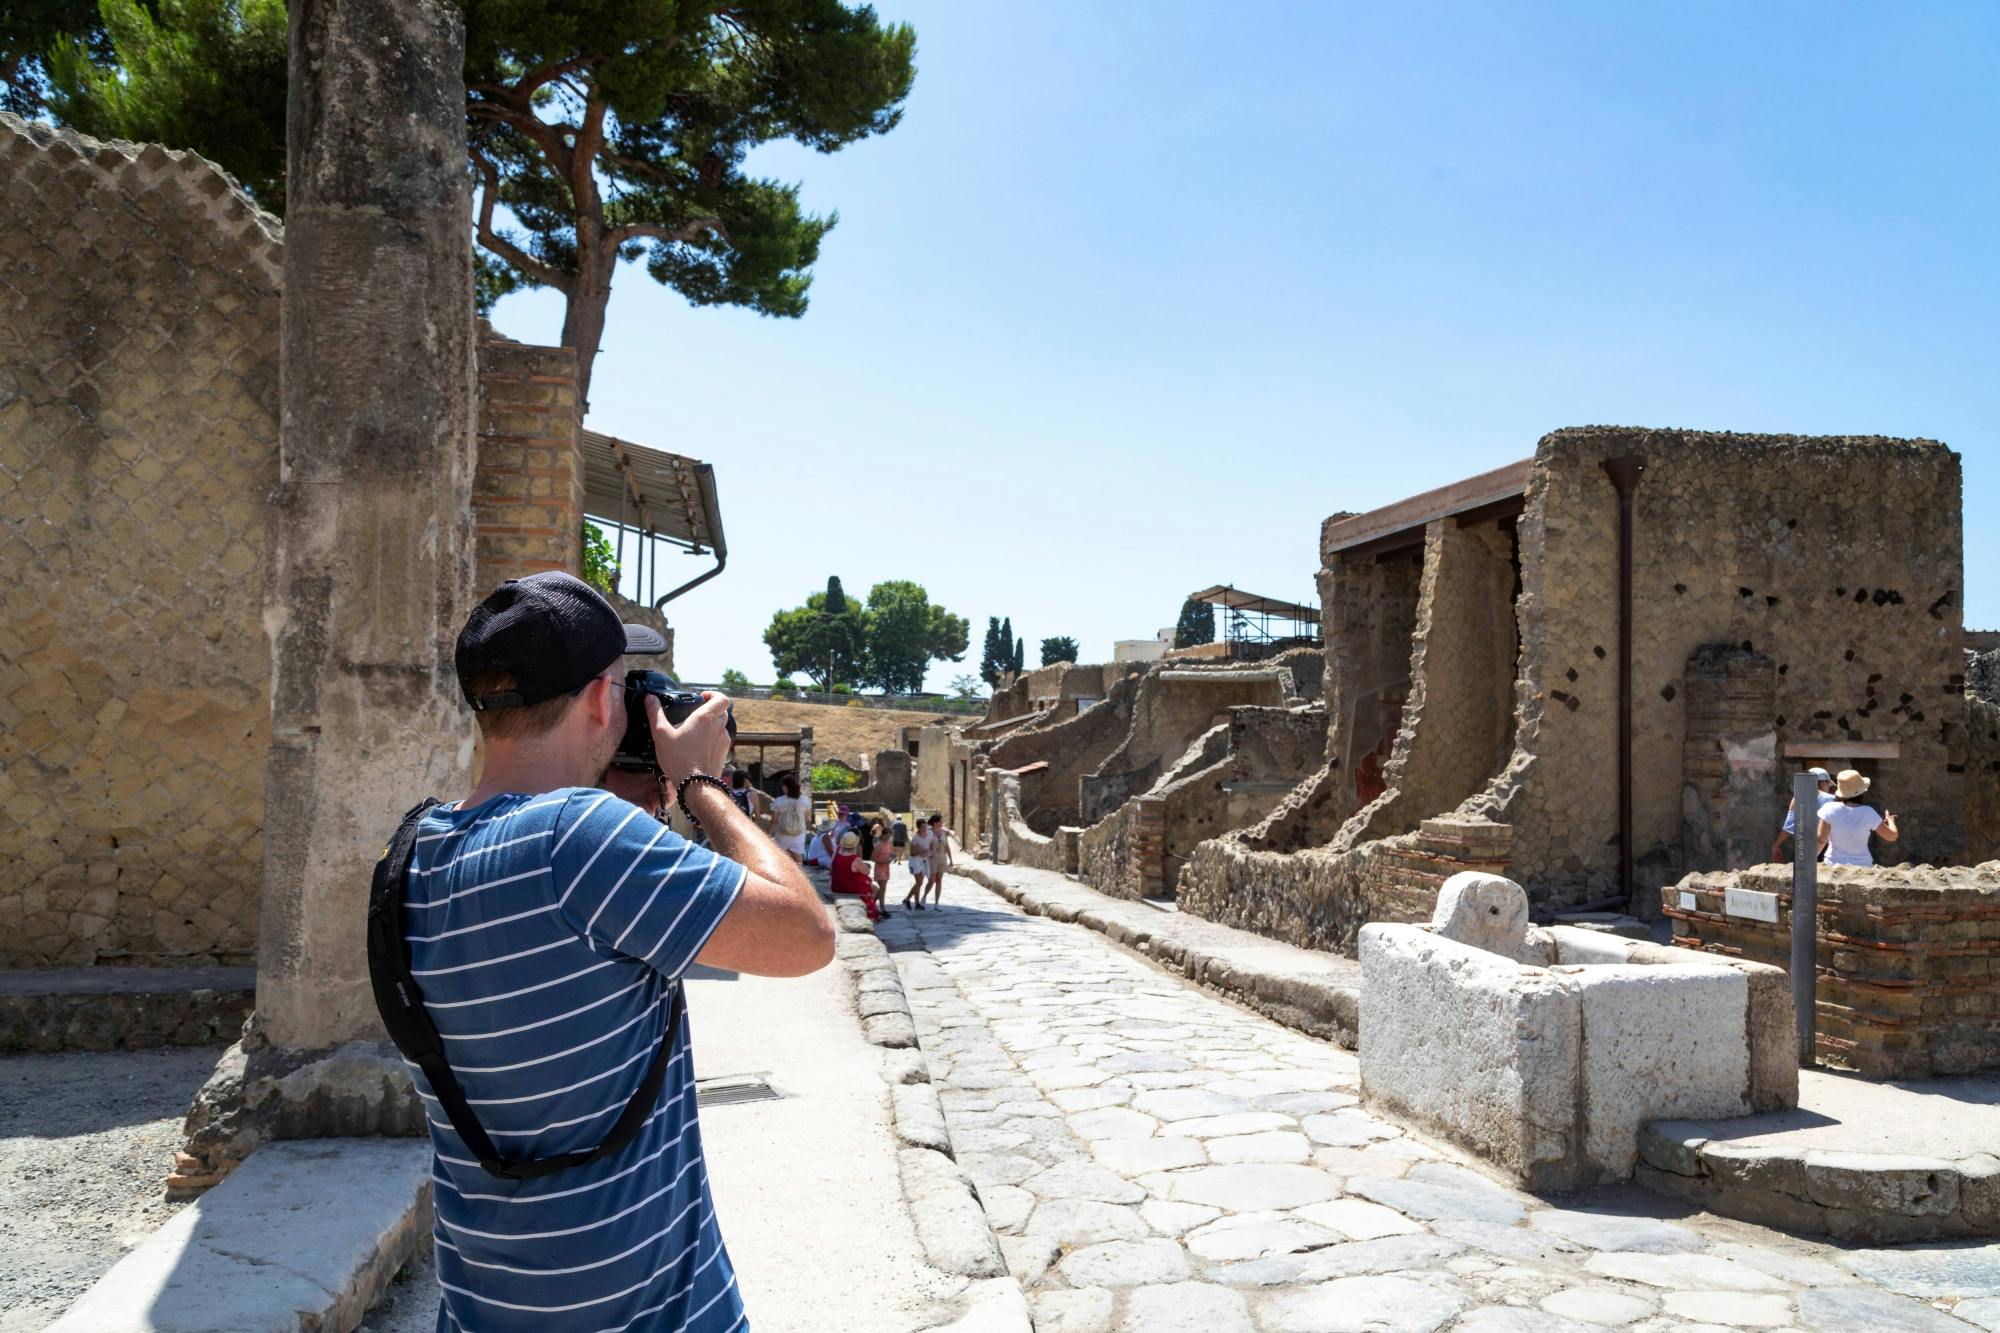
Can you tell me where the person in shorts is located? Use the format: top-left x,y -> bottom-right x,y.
869,817 -> 895,898
923,813 -> 951,906
904,818 -> 933,911
891,815 -> 910,864
770,775 -> 812,864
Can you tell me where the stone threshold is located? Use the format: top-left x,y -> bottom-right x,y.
1639,1069 -> 2000,1243
830,890 -> 1033,1332
50,1138 -> 430,1332
950,862 -> 1361,1047
0,966 -> 255,1052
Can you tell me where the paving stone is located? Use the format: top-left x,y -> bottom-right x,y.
1174,1112 -> 1297,1138
1349,1176 -> 1529,1224
1056,1238 -> 1192,1288
1956,1296 -> 2000,1332
1540,1285 -> 1658,1325
1000,1232 -> 1063,1285
1121,1280 -> 1253,1333
980,1184 -> 1035,1232
952,1125 -> 1033,1154
1165,1163 -> 1342,1211
1038,1065 -> 1113,1090
1132,1089 -> 1251,1121
1212,1256 -> 1306,1287
1706,1241 -> 1858,1289
1140,1198 -> 1220,1236
1293,1233 -> 1467,1281
1067,1106 -> 1159,1140
1051,1086 -> 1132,1113
1302,1112 -> 1402,1146
1530,1208 -> 1706,1253
1024,1159 -> 1148,1204
1091,1136 -> 1206,1175
1205,1131 -> 1311,1164
1184,1214 -> 1341,1261
1031,1286 -> 1115,1333
1455,1307 -> 1609,1333
1293,1198 -> 1426,1240
1023,1198 -> 1149,1247
1795,1287 -> 1976,1332
1255,1090 -> 1360,1116
1262,1274 -> 1471,1333
1311,1146 -> 1413,1179
1432,1218 -> 1578,1262
1099,1052 -> 1193,1073
1660,1290 -> 1796,1327
1584,1252 -> 1790,1292
1840,1242 -> 2000,1298
960,1152 -> 1043,1188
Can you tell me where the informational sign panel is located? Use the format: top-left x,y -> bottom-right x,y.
1725,886 -> 1781,923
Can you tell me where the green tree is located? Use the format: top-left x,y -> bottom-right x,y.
950,672 -> 983,700
763,581 -> 864,689
14,0 -> 917,398
2,0 -> 121,119
861,580 -> 968,695
719,667 -> 751,693
580,520 -> 620,596
1174,598 -> 1215,648
1012,636 -> 1025,675
978,616 -> 1005,688
1039,635 -> 1079,666
997,617 -> 1015,680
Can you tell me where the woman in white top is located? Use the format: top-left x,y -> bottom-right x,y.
1816,769 -> 1899,867
904,822 -> 933,912
769,775 -> 813,864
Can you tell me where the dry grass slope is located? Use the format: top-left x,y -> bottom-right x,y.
731,698 -> 951,769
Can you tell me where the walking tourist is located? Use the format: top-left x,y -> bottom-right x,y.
1817,769 -> 1900,867
870,817 -> 895,899
1772,765 -> 1837,862
771,774 -> 813,864
905,818 -> 934,911
397,571 -> 833,1331
891,814 -> 910,864
924,813 -> 952,906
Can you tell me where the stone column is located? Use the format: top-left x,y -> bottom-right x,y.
178,0 -> 476,1189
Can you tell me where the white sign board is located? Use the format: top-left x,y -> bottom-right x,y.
1724,887 -> 1780,923
1678,890 -> 1698,912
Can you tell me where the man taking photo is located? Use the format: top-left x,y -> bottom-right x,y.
398,572 -> 832,1330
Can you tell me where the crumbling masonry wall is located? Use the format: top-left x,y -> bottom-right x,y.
0,116 -> 642,967
0,117 -> 283,966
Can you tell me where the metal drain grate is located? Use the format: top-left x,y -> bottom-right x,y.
696,1076 -> 781,1107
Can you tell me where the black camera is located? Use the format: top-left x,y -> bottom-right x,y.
611,670 -> 736,772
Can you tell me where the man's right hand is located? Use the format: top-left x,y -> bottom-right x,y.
648,691 -> 733,788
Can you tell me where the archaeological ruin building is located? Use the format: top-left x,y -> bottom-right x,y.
922,425 -> 2000,1075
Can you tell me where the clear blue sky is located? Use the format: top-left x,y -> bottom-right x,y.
489,1 -> 1999,691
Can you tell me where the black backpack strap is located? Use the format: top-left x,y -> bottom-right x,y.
366,798 -> 682,1181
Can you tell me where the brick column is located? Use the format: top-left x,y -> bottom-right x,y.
473,337 -> 585,593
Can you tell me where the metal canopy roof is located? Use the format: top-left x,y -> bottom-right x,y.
580,429 -> 726,558
1186,585 -> 1320,622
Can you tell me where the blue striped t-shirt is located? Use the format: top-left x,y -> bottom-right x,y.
404,788 -> 748,1332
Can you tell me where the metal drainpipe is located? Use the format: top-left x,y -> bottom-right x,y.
1601,455 -> 1646,910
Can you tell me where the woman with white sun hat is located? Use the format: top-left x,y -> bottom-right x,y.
1816,769 -> 1900,867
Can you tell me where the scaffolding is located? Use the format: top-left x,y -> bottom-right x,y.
1185,585 -> 1323,659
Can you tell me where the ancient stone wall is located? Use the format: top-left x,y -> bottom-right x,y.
1079,669 -> 1287,823
1968,699 -> 2000,865
1666,862 -> 2000,1078
1321,543 -> 1423,815
0,117 -> 282,966
988,671 -> 1146,830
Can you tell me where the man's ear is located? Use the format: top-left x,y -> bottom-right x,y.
591,674 -> 623,729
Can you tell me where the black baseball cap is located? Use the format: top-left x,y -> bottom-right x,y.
455,572 -> 667,712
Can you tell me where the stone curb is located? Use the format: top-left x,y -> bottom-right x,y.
951,863 -> 1361,1046
0,967 -> 255,1053
1639,1120 -> 2000,1242
51,1138 -> 430,1332
829,907 -> 1028,1328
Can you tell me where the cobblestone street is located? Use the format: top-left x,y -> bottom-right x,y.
878,875 -> 2000,1333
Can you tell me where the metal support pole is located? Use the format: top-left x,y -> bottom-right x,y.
615,490 -> 626,597
1791,770 -> 1819,1066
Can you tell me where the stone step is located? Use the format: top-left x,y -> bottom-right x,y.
50,1138 -> 431,1333
1637,1069 -> 2000,1243
0,966 -> 254,1052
